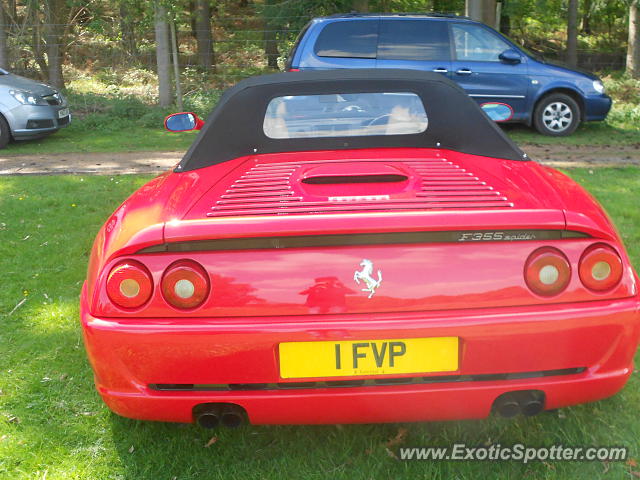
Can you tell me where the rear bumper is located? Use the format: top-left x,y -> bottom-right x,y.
95,368 -> 631,425
80,286 -> 640,424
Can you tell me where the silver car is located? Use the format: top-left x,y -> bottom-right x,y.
0,69 -> 70,148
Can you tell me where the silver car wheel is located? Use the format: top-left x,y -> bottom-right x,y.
542,101 -> 573,132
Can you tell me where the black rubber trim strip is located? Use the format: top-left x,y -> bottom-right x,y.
149,367 -> 586,392
302,174 -> 409,184
138,229 -> 589,254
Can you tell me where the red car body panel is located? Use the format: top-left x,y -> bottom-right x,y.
81,147 -> 640,425
81,71 -> 640,425
81,288 -> 639,424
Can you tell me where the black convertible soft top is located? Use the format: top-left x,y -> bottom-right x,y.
176,69 -> 527,172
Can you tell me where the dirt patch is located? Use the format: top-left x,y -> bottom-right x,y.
523,143 -> 640,168
0,143 -> 638,176
0,151 -> 182,175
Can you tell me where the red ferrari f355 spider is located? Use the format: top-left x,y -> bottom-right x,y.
81,70 -> 640,428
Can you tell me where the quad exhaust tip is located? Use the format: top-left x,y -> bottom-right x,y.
194,393 -> 544,427
197,411 -> 220,429
493,390 -> 545,418
194,403 -> 247,429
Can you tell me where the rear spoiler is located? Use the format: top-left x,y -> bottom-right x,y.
160,209 -> 568,246
108,209 -> 616,258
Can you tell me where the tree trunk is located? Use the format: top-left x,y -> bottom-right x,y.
170,20 -> 183,111
566,0 -> 578,67
194,0 -> 214,70
0,2 -> 9,69
188,1 -> 197,39
7,0 -> 15,20
263,0 -> 278,69
466,0 -> 480,21
44,0 -> 64,88
119,2 -> 138,56
465,0 -> 496,26
264,26 -> 278,69
581,0 -> 592,34
482,0 -> 496,28
500,12 -> 511,36
352,0 -> 369,12
154,2 -> 172,107
628,0 -> 639,79
32,11 -> 48,79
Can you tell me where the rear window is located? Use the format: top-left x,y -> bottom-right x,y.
263,92 -> 428,139
314,20 -> 378,59
286,21 -> 312,70
378,20 -> 450,61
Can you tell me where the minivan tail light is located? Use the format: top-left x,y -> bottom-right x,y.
579,244 -> 623,292
524,247 -> 571,296
106,260 -> 153,309
161,260 -> 210,309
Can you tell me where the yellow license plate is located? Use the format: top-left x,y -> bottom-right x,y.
279,337 -> 459,379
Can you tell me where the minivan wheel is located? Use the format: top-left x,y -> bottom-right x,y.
0,114 -> 10,149
533,93 -> 580,136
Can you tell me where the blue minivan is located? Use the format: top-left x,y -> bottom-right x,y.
287,14 -> 612,136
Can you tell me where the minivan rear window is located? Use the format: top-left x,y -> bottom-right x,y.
378,20 -> 450,61
286,21 -> 312,70
263,92 -> 428,139
314,20 -> 378,59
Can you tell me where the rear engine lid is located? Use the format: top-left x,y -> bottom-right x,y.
182,149 -> 562,223
196,153 -> 516,218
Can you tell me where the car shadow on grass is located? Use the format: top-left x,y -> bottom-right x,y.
103,386 -> 637,480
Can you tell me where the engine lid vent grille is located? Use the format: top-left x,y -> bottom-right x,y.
208,158 -> 513,217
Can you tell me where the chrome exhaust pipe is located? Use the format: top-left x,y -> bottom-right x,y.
521,398 -> 544,417
220,405 -> 245,428
494,393 -> 521,418
197,411 -> 220,429
493,391 -> 545,418
194,403 -> 248,428
195,405 -> 221,429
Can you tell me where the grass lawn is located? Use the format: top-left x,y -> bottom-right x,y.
1,124 -> 197,156
506,120 -> 640,146
0,168 -> 639,479
1,119 -> 637,157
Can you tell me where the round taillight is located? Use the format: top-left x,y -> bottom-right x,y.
524,247 -> 571,296
106,260 -> 153,309
161,260 -> 210,309
579,244 -> 623,292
